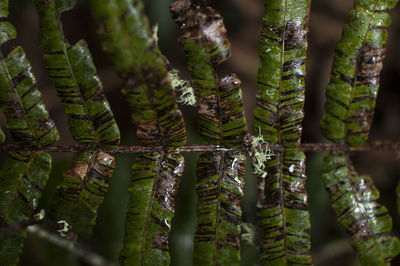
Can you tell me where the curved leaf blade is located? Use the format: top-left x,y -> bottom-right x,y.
171,2 -> 248,264
0,24 -> 59,146
250,0 -> 312,264
194,151 -> 245,265
50,152 -> 114,240
89,0 -> 186,146
321,0 -> 398,145
0,151 -> 52,265
323,151 -> 400,264
34,0 -> 120,147
120,152 -> 184,265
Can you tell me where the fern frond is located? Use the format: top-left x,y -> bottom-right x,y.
323,152 -> 400,264
34,0 -> 120,147
89,0 -> 186,146
0,9 -> 58,263
89,0 -> 187,264
33,0 -> 120,240
0,23 -> 59,146
194,151 -> 245,265
320,2 -> 400,264
252,0 -> 312,264
321,0 -> 398,146
171,2 -> 248,264
0,0 -> 7,18
120,152 -> 184,265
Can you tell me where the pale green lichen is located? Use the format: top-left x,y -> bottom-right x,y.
248,128 -> 273,178
152,24 -> 158,45
57,220 -> 69,237
241,222 -> 257,247
34,209 -> 45,221
168,68 -> 196,106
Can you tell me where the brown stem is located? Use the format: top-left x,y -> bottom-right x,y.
0,141 -> 399,153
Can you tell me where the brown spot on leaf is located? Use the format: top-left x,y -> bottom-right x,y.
152,233 -> 169,252
284,21 -> 307,50
171,0 -> 231,63
65,162 -> 89,180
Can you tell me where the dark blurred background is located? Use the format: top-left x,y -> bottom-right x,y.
1,0 -> 400,265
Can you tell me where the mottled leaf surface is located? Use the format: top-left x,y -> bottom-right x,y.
88,1 -> 187,264
0,10 -> 58,264
323,152 -> 400,265
0,22 -> 59,147
34,0 -> 120,147
319,1 -> 400,264
120,152 -> 184,265
251,0 -> 312,264
0,151 -> 52,265
89,0 -> 186,146
321,0 -> 399,146
50,152 -> 114,240
171,1 -> 248,264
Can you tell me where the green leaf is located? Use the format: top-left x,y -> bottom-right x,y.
67,40 -> 120,147
248,0 -> 312,264
0,21 -> 15,45
194,151 -> 245,265
89,0 -> 186,146
170,2 -> 233,145
323,152 -> 400,265
0,127 -> 4,143
89,1 -> 188,264
34,0 -> 120,147
0,151 -> 52,265
258,148 -> 312,265
321,0 -> 398,146
0,23 -> 59,146
120,152 -> 184,265
254,0 -> 309,147
171,2 -> 248,264
50,152 -> 115,240
0,0 -> 8,18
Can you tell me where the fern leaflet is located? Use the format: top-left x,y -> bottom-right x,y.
320,1 -> 400,264
0,7 -> 59,263
252,0 -> 312,264
34,0 -> 120,240
323,152 -> 400,265
89,0 -> 187,264
171,1 -> 248,264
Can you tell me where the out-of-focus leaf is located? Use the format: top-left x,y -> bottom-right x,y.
88,0 -> 187,264
0,12 -> 58,264
34,0 -> 120,147
89,0 -> 186,146
0,0 -> 8,18
0,151 -> 52,265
